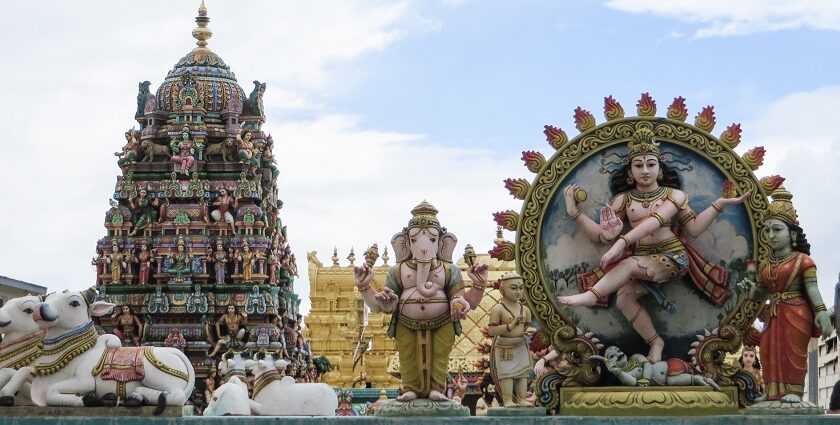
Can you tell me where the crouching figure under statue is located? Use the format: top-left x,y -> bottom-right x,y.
353,201 -> 488,416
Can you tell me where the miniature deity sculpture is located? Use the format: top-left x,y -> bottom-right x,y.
557,128 -> 750,362
239,241 -> 257,282
170,126 -> 196,174
474,373 -> 500,416
115,128 -> 140,168
128,188 -> 160,236
236,130 -> 260,175
739,346 -> 764,396
106,243 -> 125,284
353,201 -> 489,402
209,305 -> 248,357
166,236 -> 193,281
134,242 -> 155,285
211,188 -> 238,233
740,187 -> 832,403
591,345 -> 719,389
111,304 -> 144,346
487,272 -> 536,407
208,240 -> 229,284
164,328 -> 187,349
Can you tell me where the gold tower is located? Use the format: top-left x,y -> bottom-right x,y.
304,246 -> 515,388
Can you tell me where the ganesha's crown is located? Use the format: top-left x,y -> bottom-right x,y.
407,200 -> 442,230
627,128 -> 660,159
767,186 -> 798,225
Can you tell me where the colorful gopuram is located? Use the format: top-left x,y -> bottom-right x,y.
91,2 -> 305,411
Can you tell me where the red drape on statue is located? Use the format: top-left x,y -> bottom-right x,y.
758,252 -> 819,400
576,235 -> 730,307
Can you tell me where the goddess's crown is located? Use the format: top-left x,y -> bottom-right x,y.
627,128 -> 660,159
766,186 -> 798,226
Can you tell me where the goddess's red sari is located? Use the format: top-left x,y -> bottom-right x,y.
758,252 -> 819,400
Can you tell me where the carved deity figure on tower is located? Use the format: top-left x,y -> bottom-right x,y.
128,188 -> 159,236
557,128 -> 750,362
211,188 -> 238,234
166,236 -> 193,281
106,243 -> 125,284
111,304 -> 144,346
487,272 -> 536,407
208,305 -> 248,357
353,201 -> 489,402
115,128 -> 140,169
170,125 -> 196,174
208,240 -> 229,284
238,241 -> 257,282
134,242 -> 156,285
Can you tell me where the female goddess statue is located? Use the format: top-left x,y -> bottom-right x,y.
557,128 -> 750,362
741,187 -> 831,402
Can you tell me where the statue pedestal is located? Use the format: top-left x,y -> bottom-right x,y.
558,386 -> 739,416
0,406 -> 193,417
747,400 -> 825,415
486,406 -> 546,416
374,399 -> 469,417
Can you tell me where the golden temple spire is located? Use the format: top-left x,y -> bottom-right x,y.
192,0 -> 213,52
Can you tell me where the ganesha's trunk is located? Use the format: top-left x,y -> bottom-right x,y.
416,262 -> 431,288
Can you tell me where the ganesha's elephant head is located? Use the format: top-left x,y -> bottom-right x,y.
391,201 -> 457,285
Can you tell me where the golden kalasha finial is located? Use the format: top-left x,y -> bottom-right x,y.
192,0 -> 213,51
364,244 -> 379,267
331,247 -> 339,267
382,247 -> 390,265
463,244 -> 477,267
347,247 -> 356,266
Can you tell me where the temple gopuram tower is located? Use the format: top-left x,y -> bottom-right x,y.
92,2 -> 303,408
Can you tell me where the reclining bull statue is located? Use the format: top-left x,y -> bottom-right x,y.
0,295 -> 45,406
244,350 -> 337,416
1,289 -> 195,409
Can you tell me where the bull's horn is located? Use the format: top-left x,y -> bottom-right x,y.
81,287 -> 98,305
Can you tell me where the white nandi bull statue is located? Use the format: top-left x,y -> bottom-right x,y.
244,351 -> 337,416
0,295 -> 45,406
5,289 -> 195,409
203,351 -> 250,416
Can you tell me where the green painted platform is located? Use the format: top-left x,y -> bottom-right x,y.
0,416 -> 836,424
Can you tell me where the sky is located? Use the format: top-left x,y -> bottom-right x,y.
0,0 -> 839,317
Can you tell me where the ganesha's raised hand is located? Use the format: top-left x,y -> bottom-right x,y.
353,263 -> 374,289
599,205 -> 622,241
467,263 -> 489,287
374,287 -> 399,313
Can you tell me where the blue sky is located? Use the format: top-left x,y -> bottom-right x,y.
0,0 -> 838,315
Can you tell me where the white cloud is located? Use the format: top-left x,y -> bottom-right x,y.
604,0 -> 840,38
742,85 -> 840,301
272,114 -> 523,314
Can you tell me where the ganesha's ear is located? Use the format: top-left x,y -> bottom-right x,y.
438,232 -> 458,262
391,232 -> 411,263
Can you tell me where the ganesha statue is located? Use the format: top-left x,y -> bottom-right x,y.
354,201 -> 488,411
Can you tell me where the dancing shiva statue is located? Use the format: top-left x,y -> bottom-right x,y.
557,128 -> 750,363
